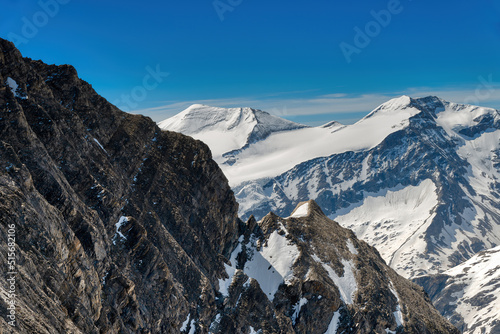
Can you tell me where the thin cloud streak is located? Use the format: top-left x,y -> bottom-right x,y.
134,86 -> 500,124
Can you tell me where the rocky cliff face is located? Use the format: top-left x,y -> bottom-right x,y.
0,38 -> 241,333
0,38 -> 457,333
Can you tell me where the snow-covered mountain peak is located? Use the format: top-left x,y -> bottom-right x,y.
288,200 -> 326,219
380,95 -> 412,108
158,104 -> 307,159
434,101 -> 500,138
158,104 -> 255,133
362,95 -> 412,120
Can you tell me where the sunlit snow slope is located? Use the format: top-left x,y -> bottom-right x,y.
414,246 -> 500,334
158,104 -> 306,162
159,97 -> 420,186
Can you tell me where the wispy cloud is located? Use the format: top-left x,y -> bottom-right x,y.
134,83 -> 500,125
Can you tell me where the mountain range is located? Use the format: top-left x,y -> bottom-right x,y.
0,38 -> 460,333
159,96 -> 500,333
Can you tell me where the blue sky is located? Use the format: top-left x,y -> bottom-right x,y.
2,0 -> 500,125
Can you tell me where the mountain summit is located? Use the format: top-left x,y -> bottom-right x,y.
158,104 -> 306,162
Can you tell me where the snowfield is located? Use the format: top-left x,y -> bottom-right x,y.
158,104 -> 305,160
332,179 -> 439,278
160,96 -> 421,186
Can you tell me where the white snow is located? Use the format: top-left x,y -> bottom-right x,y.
289,202 -> 310,218
249,326 -> 260,334
346,239 -> 358,255
158,104 -> 304,159
435,102 -> 497,138
443,246 -> 500,334
388,282 -> 404,327
243,228 -> 300,301
222,96 -> 419,186
218,236 -> 243,296
219,226 -> 300,302
292,297 -> 308,325
159,97 -> 420,187
6,77 -> 18,95
180,313 -> 190,331
312,255 -> 358,304
188,319 -> 196,334
324,310 -> 341,334
6,77 -> 27,99
332,179 -> 439,278
113,216 -> 128,244
209,314 -> 222,332
93,138 -> 107,153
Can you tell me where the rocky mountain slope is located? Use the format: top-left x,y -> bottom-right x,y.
0,37 -> 241,333
213,200 -> 459,333
0,38 -> 459,333
414,246 -> 500,334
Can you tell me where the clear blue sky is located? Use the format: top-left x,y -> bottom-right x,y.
2,0 -> 500,125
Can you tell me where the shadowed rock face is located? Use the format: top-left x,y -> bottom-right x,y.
0,38 -> 458,333
0,38 -> 241,333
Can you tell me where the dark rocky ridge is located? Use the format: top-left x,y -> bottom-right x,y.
0,38 -> 458,333
0,37 -> 240,333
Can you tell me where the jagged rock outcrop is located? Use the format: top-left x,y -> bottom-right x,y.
212,200 -> 459,333
0,38 -> 458,333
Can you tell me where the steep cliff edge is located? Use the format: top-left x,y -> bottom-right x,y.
0,38 -> 241,333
